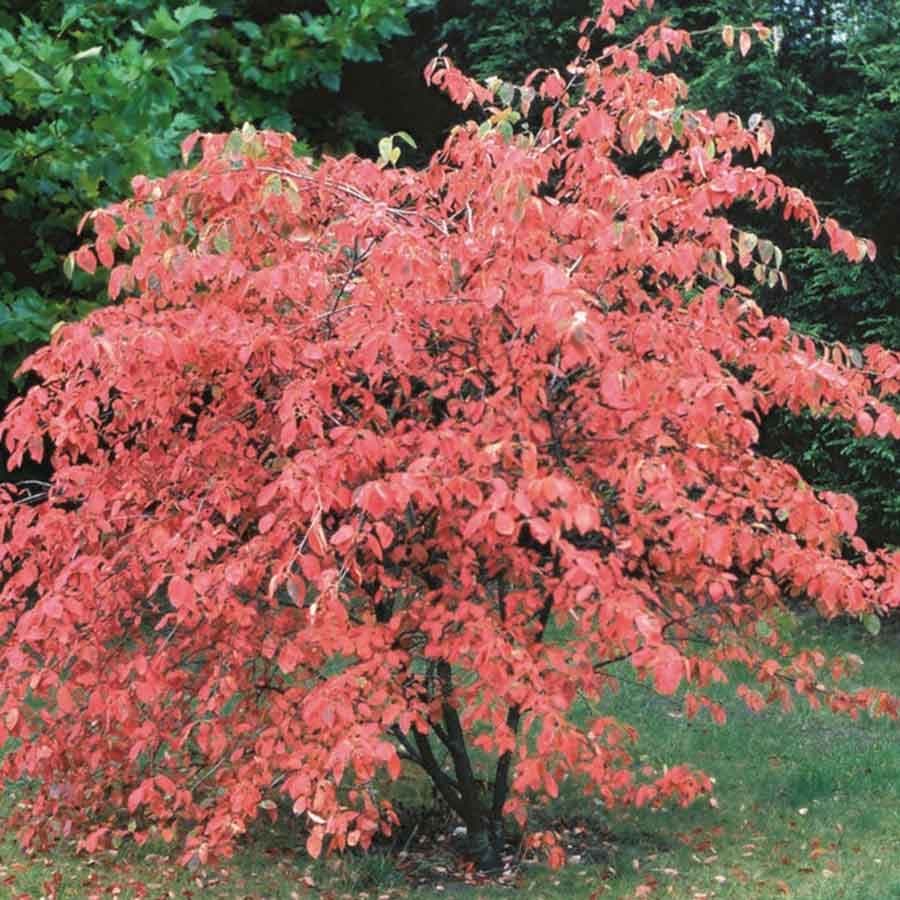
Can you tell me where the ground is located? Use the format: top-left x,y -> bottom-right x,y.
1,613 -> 897,899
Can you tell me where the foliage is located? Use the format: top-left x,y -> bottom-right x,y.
1,0 -> 900,874
759,1 -> 900,548
419,0 -> 900,546
431,0 -> 588,81
758,410 -> 900,548
677,0 -> 900,351
0,0 -> 430,398
641,1 -> 900,546
803,1 -> 900,348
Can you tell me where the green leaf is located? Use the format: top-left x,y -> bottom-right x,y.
174,4 -> 217,29
498,82 -> 516,106
233,21 -> 262,40
143,7 -> 181,39
59,3 -> 88,34
225,131 -> 244,158
263,174 -> 283,196
0,0 -> 420,399
738,231 -> 758,254
318,68 -> 340,92
862,613 -> 881,636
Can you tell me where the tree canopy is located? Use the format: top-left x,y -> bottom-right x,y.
412,0 -> 900,547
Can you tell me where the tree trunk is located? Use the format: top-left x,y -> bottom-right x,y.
464,817 -> 504,871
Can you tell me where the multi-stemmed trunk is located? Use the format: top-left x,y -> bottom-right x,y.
390,586 -> 553,871
409,696 -> 514,872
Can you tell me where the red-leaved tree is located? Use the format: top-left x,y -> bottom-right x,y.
1,0 -> 898,872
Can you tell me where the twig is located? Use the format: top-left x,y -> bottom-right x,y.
258,166 -> 450,236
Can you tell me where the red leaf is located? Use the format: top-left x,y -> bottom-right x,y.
258,513 -> 276,535
528,518 -> 552,544
108,264 -> 131,300
358,482 -> 391,518
653,647 -> 684,696
543,770 -> 559,799
127,784 -> 145,813
168,577 -> 194,608
874,410 -> 893,438
375,522 -> 394,548
96,239 -> 114,269
156,775 -> 176,796
56,684 -> 76,715
257,481 -> 279,507
856,409 -> 874,436
331,524 -> 356,547
703,525 -> 731,566
181,130 -> 202,164
278,642 -> 302,675
495,511 -> 516,536
573,504 -> 596,534
601,370 -> 630,409
306,828 -> 324,859
75,245 -> 97,275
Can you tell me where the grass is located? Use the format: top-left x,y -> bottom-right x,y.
0,614 -> 898,898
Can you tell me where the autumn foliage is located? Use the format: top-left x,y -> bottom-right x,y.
1,0 -> 899,872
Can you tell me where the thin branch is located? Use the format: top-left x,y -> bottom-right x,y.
258,166 -> 450,236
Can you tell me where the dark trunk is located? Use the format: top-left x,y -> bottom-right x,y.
428,660 -> 508,869
391,580 -> 558,871
463,819 -> 505,871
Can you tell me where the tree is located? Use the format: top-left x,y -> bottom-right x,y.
1,0 -> 899,873
595,2 -> 900,548
414,0 -> 900,547
756,0 -> 900,547
430,0 -> 587,81
0,0 -> 431,400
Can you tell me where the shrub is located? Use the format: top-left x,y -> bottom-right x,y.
0,0 -> 898,872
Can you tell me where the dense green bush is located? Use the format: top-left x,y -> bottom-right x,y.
0,0 -> 431,398
430,0 -> 586,80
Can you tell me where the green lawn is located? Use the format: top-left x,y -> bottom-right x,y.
1,614 -> 898,898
